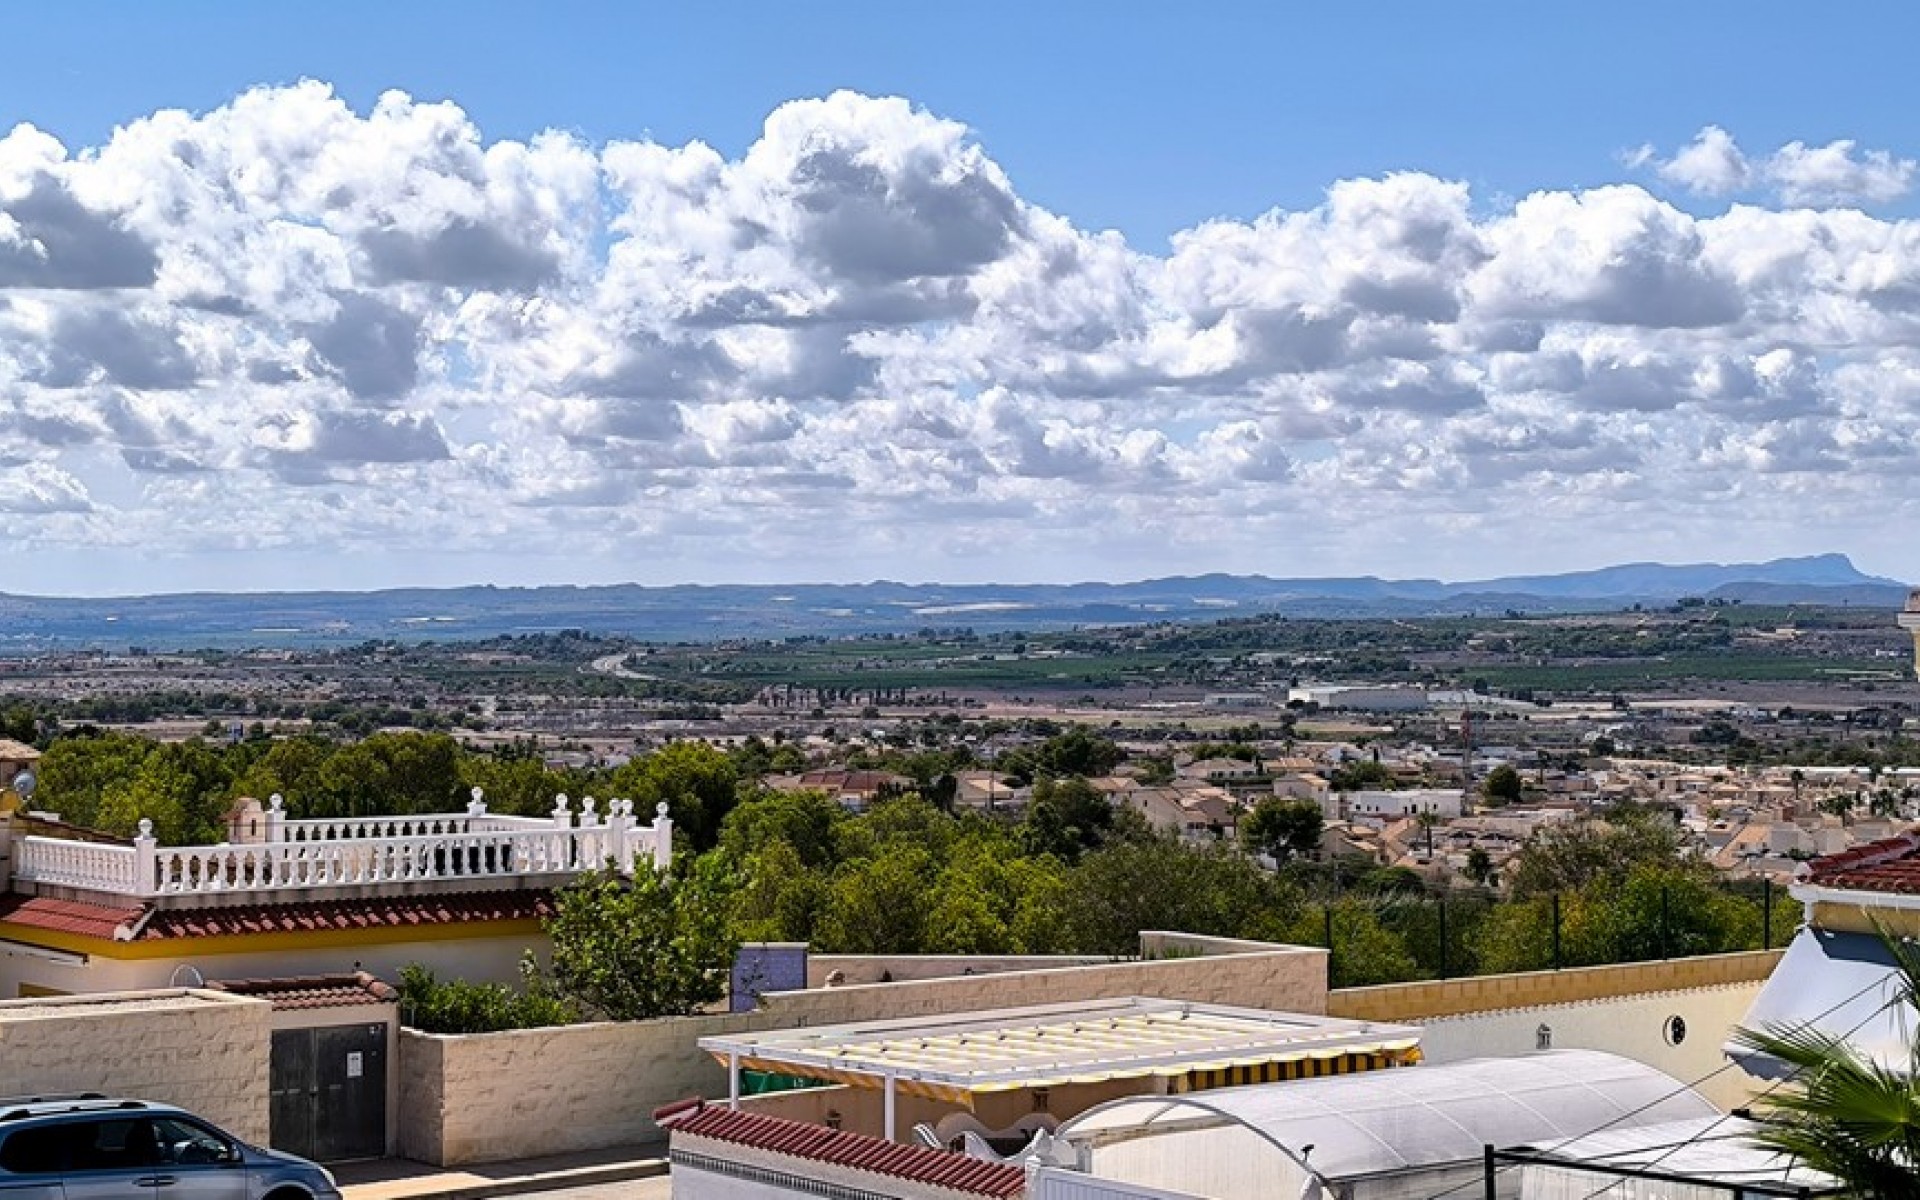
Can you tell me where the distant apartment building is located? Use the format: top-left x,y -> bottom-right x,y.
1337,787 -> 1464,825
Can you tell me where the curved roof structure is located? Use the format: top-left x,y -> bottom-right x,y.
1057,1050 -> 1716,1183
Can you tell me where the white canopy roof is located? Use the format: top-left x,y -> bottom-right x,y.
1058,1050 -> 1716,1182
700,997 -> 1420,1103
1518,1116 -> 1838,1194
1727,926 -> 1917,1078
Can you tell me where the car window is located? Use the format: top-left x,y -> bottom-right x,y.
68,1118 -> 160,1172
0,1125 -> 67,1175
150,1116 -> 234,1165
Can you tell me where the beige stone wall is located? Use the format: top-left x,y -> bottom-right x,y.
807,932 -> 1300,988
396,1010 -> 771,1165
807,953 -> 1109,987
1326,949 -> 1781,1023
399,943 -> 1330,1165
0,989 -> 272,1144
765,944 -> 1330,1026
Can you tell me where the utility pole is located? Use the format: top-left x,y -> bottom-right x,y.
1461,705 -> 1476,807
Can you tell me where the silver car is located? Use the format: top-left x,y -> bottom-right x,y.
0,1095 -> 341,1200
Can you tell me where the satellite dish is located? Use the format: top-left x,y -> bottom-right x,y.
169,964 -> 205,989
12,770 -> 35,800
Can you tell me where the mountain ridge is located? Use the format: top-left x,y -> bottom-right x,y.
0,554 -> 1906,650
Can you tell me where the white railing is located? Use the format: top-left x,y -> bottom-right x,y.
12,837 -> 140,894
12,790 -> 673,900
280,815 -> 482,842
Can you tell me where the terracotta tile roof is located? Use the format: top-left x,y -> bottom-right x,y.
0,894 -> 143,940
208,971 -> 399,1010
136,889 -> 556,940
0,739 -> 40,762
1801,830 -> 1920,894
656,1100 -> 1026,1199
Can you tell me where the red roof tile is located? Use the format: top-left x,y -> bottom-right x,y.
136,889 -> 556,940
207,971 -> 399,1010
0,894 -> 143,940
657,1100 -> 1025,1199
1802,830 -> 1920,894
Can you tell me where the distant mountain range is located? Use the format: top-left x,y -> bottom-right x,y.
0,554 -> 1907,651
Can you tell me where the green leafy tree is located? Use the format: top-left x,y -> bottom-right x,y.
543,858 -> 740,1020
817,849 -> 936,953
1061,835 -> 1302,955
1732,926 -> 1920,1198
0,704 -> 40,746
728,841 -> 833,944
1464,846 -> 1496,887
607,742 -> 742,851
1239,797 -> 1324,862
718,789 -> 847,869
1330,758 -> 1395,792
999,727 -> 1122,783
397,962 -> 577,1033
33,731 -> 158,831
230,734 -> 335,805
1506,812 -> 1683,899
1480,763 -> 1523,806
1020,776 -> 1115,862
1300,899 -> 1423,988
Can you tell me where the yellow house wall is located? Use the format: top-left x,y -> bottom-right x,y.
0,923 -> 544,997
1412,982 -> 1769,1111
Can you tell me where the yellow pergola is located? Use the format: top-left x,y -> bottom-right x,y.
700,996 -> 1422,1141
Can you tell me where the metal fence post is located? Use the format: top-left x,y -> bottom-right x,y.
1324,905 -> 1335,983
1763,879 -> 1774,949
1660,886 -> 1671,960
1551,893 -> 1562,970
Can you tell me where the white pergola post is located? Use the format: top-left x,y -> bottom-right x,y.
883,1073 -> 897,1143
728,1051 -> 741,1110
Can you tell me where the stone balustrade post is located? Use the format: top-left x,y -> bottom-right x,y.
134,818 -> 158,896
467,787 -> 488,817
606,799 -> 633,871
576,796 -> 600,871
551,793 -> 573,829
649,801 -> 674,872
264,794 -> 286,843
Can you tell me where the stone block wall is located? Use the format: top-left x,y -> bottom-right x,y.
0,989 -> 272,1143
396,1010 -> 770,1165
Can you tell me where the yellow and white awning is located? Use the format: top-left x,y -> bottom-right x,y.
703,996 -> 1423,1106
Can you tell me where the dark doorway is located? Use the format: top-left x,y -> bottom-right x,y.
269,1023 -> 387,1162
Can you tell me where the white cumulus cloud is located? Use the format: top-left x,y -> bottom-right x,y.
3,87 -> 1920,588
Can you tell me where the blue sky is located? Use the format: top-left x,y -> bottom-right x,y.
2,3 -> 1919,593
10,2 -> 1914,244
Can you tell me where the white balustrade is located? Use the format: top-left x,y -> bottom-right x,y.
14,836 -> 139,893
14,792 -> 677,900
